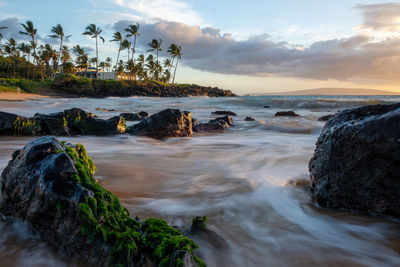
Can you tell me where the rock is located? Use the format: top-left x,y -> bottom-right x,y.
0,136 -> 203,266
212,110 -> 237,116
0,111 -> 41,135
120,111 -> 148,121
194,116 -> 233,132
128,109 -> 193,138
275,111 -> 300,117
309,103 -> 400,217
263,105 -> 270,108
95,107 -> 115,112
0,108 -> 126,136
318,114 -> 334,121
245,116 -> 255,121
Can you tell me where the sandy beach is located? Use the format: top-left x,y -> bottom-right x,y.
0,92 -> 49,101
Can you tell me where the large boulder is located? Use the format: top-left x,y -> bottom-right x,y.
193,116 -> 233,132
0,136 -> 204,266
127,109 -> 193,138
309,103 -> 400,217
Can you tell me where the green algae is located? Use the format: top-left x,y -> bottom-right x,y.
63,142 -> 204,266
191,216 -> 208,231
12,116 -> 40,135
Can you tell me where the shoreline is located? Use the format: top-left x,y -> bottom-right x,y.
0,92 -> 50,101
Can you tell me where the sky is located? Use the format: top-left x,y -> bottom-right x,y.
1,0 -> 400,94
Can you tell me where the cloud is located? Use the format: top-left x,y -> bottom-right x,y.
113,19 -> 400,82
355,3 -> 400,32
112,0 -> 203,25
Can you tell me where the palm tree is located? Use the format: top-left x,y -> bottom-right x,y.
105,57 -> 112,71
147,39 -> 162,64
110,31 -> 123,79
19,21 -> 37,79
4,38 -> 17,76
72,45 -> 89,72
82,24 -> 104,78
168,44 -> 182,84
125,23 -> 139,62
0,26 -> 7,42
19,21 -> 37,60
99,61 -> 106,79
61,45 -> 71,64
48,24 -> 71,79
17,43 -> 32,78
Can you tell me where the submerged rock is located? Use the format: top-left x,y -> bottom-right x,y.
120,111 -> 148,121
0,136 -> 204,266
309,103 -> 400,217
275,111 -> 300,117
194,116 -> 233,132
318,114 -> 334,121
0,108 -> 126,136
127,109 -> 193,138
245,116 -> 255,121
212,111 -> 237,116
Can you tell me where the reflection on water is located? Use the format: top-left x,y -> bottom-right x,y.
1,95 -> 400,266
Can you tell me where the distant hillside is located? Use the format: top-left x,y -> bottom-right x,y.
269,88 -> 400,96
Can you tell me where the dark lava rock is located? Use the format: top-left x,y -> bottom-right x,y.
275,111 -> 300,117
127,109 -> 193,138
318,114 -> 335,121
0,111 -> 41,135
120,111 -> 148,121
212,110 -> 237,116
309,103 -> 400,217
194,116 -> 233,132
0,136 -> 202,266
263,105 -> 270,108
245,117 -> 255,121
0,108 -> 126,136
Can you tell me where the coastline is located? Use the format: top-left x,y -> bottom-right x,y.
0,92 -> 49,101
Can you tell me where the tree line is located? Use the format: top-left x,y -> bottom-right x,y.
0,21 -> 183,83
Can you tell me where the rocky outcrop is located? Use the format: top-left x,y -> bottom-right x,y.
212,111 -> 237,116
0,108 -> 126,136
127,109 -> 193,138
275,111 -> 300,117
245,117 -> 255,121
0,111 -> 41,135
309,103 -> 400,217
318,114 -> 334,121
0,136 -> 204,266
193,116 -> 233,132
120,111 -> 148,121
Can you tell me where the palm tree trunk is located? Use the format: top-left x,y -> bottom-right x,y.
114,45 -> 120,80
53,37 -> 63,80
132,36 -> 136,63
32,36 -> 36,80
172,58 -> 179,84
95,36 -> 99,79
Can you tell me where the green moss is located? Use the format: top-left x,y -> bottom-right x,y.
62,142 -> 203,266
191,216 -> 208,230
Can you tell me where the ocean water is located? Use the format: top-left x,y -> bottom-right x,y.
1,95 -> 400,266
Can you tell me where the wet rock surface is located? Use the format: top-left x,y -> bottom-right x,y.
275,111 -> 300,117
318,114 -> 335,121
245,117 -> 255,121
212,111 -> 237,116
0,108 -> 126,136
127,109 -> 193,138
120,111 -> 149,121
309,103 -> 400,217
0,136 -> 203,266
194,116 -> 233,132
